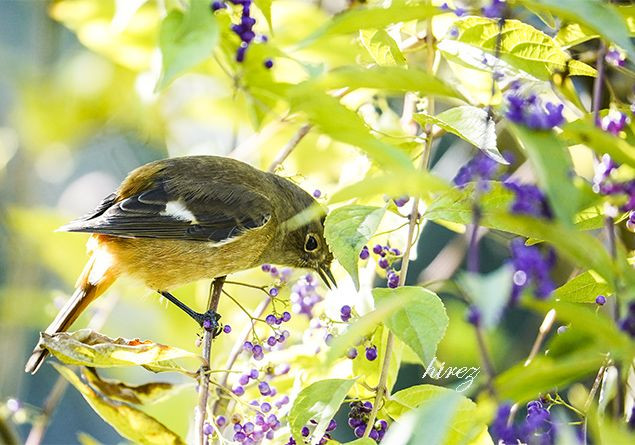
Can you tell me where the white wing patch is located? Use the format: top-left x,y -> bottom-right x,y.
161,200 -> 199,223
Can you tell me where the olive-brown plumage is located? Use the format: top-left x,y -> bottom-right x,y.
25,155 -> 334,373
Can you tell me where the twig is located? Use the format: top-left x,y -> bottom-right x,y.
525,309 -> 557,367
196,276 -> 226,445
268,124 -> 312,173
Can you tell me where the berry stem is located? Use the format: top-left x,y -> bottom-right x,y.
196,276 -> 226,445
363,2 -> 436,438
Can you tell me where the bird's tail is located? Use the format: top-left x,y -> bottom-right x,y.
25,242 -> 116,374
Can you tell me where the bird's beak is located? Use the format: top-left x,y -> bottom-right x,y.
317,265 -> 337,289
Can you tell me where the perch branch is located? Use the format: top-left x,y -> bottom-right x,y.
196,276 -> 226,445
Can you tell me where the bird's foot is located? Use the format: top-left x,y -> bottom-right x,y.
194,310 -> 222,337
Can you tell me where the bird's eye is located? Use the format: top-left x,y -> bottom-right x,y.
304,234 -> 319,252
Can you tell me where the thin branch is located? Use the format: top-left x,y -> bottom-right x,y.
268,124 -> 312,173
363,6 -> 436,437
196,276 -> 226,445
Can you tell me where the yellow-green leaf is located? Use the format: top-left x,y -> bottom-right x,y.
53,364 -> 185,445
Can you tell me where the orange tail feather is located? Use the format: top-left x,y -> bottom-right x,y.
25,249 -> 116,374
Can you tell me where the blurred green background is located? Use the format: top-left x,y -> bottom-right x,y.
0,1 -> 611,443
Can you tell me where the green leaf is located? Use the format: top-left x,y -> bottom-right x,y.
352,325 -> 403,394
288,378 -> 355,444
287,87 -> 414,170
343,440 -> 377,445
525,300 -> 634,359
457,266 -> 513,329
553,270 -> 611,303
520,0 -> 635,60
555,23 -> 598,49
82,368 -> 179,405
329,171 -> 449,204
494,353 -> 604,404
313,66 -> 464,100
508,123 -> 579,226
561,119 -> 635,170
360,29 -> 406,66
373,287 -> 449,365
40,330 -> 198,372
303,4 -> 440,43
414,106 -> 506,164
386,385 -> 487,445
324,205 -> 385,290
381,390 -> 463,445
157,0 -> 219,90
453,17 -> 596,79
53,364 -> 185,445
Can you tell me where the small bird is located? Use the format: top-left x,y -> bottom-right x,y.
25,155 -> 335,374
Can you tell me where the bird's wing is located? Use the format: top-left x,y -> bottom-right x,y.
58,180 -> 272,242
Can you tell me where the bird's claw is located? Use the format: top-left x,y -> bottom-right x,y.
197,310 -> 222,337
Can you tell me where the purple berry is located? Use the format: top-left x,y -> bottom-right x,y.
347,347 -> 358,359
264,58 -> 274,69
269,287 -> 279,297
243,341 -> 253,351
261,402 -> 271,412
258,381 -> 271,395
372,244 -> 383,254
267,336 -> 277,346
301,426 -> 310,437
249,368 -> 259,379
233,385 -> 245,396
223,324 -> 232,334
359,246 -> 370,260
354,426 -> 365,438
281,311 -> 291,322
239,374 -> 250,385
596,295 -> 607,305
261,264 -> 271,272
216,415 -> 226,426
378,257 -> 389,269
327,419 -> 337,432
203,422 -> 213,435
365,345 -> 378,361
265,314 -> 277,325
234,431 -> 246,442
313,189 -> 322,198
466,305 -> 481,326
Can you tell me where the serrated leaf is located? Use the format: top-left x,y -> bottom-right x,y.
381,390 -> 464,445
553,270 -> 611,303
303,4 -> 440,44
360,29 -> 406,66
82,368 -> 179,405
288,87 -> 414,170
324,205 -> 385,289
373,287 -> 448,365
53,364 -> 185,445
521,0 -> 635,60
157,0 -> 219,90
414,106 -> 506,164
555,23 -> 598,49
289,378 -> 355,445
561,118 -> 635,170
457,265 -> 513,329
40,329 -> 198,372
453,17 -> 596,79
313,66 -> 463,100
386,385 -> 487,445
509,123 -> 579,227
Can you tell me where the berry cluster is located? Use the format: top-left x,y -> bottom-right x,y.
348,401 -> 389,441
504,182 -> 552,219
289,419 -> 337,445
600,109 -> 629,135
482,0 -> 507,18
506,93 -> 564,130
242,308 -> 291,362
592,154 -> 635,231
605,47 -> 626,67
490,400 -> 553,445
231,413 -> 282,443
510,238 -> 556,302
360,244 -> 402,288
619,302 -> 635,337
210,0 -> 273,67
453,151 -> 503,190
290,274 -> 322,317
